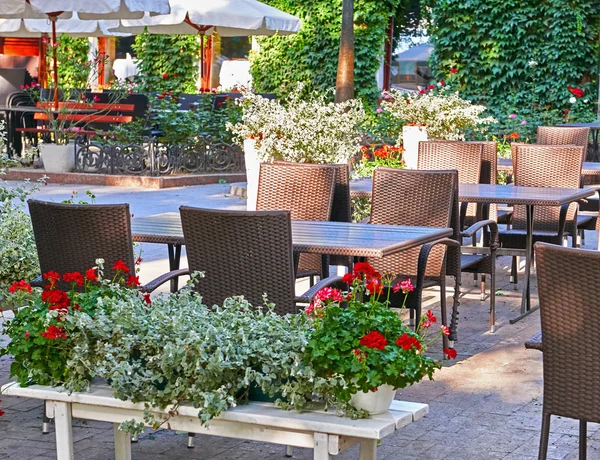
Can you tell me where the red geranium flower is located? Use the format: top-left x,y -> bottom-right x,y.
360,331 -> 388,350
366,279 -> 383,295
162,73 -> 169,79
0,409 -> 5,416
342,272 -> 359,285
42,289 -> 71,312
396,333 -> 422,350
444,348 -> 457,359
450,67 -> 457,74
25,331 -> 30,338
41,325 -> 67,340
43,270 -> 61,289
8,280 -> 32,294
112,260 -> 130,274
126,275 -> 141,287
314,287 -> 344,302
142,293 -> 152,305
85,268 -> 98,282
440,325 -> 450,336
353,348 -> 365,362
426,310 -> 437,323
63,272 -> 84,287
393,279 -> 414,294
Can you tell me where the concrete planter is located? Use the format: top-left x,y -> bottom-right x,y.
40,143 -> 75,173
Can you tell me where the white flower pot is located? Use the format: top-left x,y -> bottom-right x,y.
402,126 -> 428,169
350,384 -> 396,415
40,143 -> 75,173
244,138 -> 260,211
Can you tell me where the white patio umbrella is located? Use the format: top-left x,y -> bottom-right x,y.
0,0 -> 170,106
0,15 -> 130,38
109,0 -> 301,88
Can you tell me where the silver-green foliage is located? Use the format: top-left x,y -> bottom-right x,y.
64,286 -> 332,428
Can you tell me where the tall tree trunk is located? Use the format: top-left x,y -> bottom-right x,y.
335,0 -> 354,103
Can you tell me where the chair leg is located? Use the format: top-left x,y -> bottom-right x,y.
480,274 -> 486,301
409,308 -> 415,327
539,412 -> 551,460
42,401 -> 51,434
511,256 -> 518,289
440,279 -> 449,351
489,268 -> 496,333
579,420 -> 587,460
187,432 -> 195,448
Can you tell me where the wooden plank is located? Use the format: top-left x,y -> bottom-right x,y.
52,401 -> 75,460
313,433 -> 330,460
58,114 -> 133,123
359,440 -> 377,460
113,423 -> 132,460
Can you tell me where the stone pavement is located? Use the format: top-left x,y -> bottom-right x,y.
1,181 -> 599,459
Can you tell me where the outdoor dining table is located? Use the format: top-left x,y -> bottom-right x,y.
131,213 -> 458,335
350,179 -> 596,323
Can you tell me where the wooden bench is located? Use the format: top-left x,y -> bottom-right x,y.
1,381 -> 428,460
33,101 -> 135,124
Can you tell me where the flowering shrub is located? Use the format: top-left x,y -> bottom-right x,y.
304,262 -> 452,410
228,85 -> 365,164
352,144 -> 405,179
380,85 -> 495,142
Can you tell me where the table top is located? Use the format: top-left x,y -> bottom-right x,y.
2,381 -> 428,439
350,179 -> 595,206
131,212 -> 453,259
556,122 -> 600,129
498,158 -> 600,177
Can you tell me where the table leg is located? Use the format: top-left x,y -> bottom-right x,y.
167,243 -> 182,292
359,440 -> 377,460
53,401 -> 74,460
313,432 -> 330,460
114,423 -> 132,460
510,204 -> 539,323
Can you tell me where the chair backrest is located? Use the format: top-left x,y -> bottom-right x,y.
257,162 -> 336,221
429,140 -> 497,185
535,242 -> 600,422
369,168 -> 458,278
417,141 -> 482,184
537,126 -> 590,162
180,207 -> 297,314
512,145 -> 583,230
27,200 -> 135,288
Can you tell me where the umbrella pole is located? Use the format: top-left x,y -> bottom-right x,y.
200,34 -> 204,90
50,15 -> 59,110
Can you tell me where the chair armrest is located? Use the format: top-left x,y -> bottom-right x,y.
30,276 -> 43,288
140,268 -> 190,293
460,219 -> 498,239
295,275 -> 345,304
524,331 -> 543,351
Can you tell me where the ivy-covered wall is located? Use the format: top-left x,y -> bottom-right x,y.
53,36 -> 90,90
249,0 -> 403,102
425,0 -> 600,126
132,33 -> 200,93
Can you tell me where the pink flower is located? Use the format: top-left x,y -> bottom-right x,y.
441,325 -> 450,336
521,120 -> 527,125
508,114 -> 517,119
393,279 -> 414,294
376,108 -> 383,113
314,287 -> 344,303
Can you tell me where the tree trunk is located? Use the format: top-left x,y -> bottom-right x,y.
335,0 -> 354,103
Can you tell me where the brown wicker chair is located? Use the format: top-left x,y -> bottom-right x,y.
179,207 -> 343,315
417,143 -> 499,329
257,162 -> 336,284
27,199 -> 183,435
368,168 -> 465,348
524,242 -> 600,459
499,145 -> 584,288
27,200 -> 182,293
537,126 -> 590,161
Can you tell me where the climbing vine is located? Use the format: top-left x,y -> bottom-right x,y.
249,0 -> 405,103
53,35 -> 90,90
132,33 -> 200,93
425,0 -> 600,137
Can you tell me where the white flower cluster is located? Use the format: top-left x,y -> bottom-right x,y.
380,88 -> 496,142
228,85 -> 365,164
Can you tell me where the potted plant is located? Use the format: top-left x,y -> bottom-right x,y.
304,261 -> 455,415
352,144 -> 406,178
227,85 -> 365,209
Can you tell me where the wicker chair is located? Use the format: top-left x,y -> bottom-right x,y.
368,168 -> 465,348
537,126 -> 590,161
27,199 -> 183,435
499,145 -> 584,288
524,242 -> 600,459
257,162 -> 336,284
417,143 -> 499,329
179,207 -> 343,315
27,200 -> 182,293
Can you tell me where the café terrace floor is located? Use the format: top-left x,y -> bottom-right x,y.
0,181 -> 598,460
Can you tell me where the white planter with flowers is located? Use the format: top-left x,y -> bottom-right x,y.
243,138 -> 260,211
401,125 -> 428,169
350,384 -> 397,415
40,143 -> 75,173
